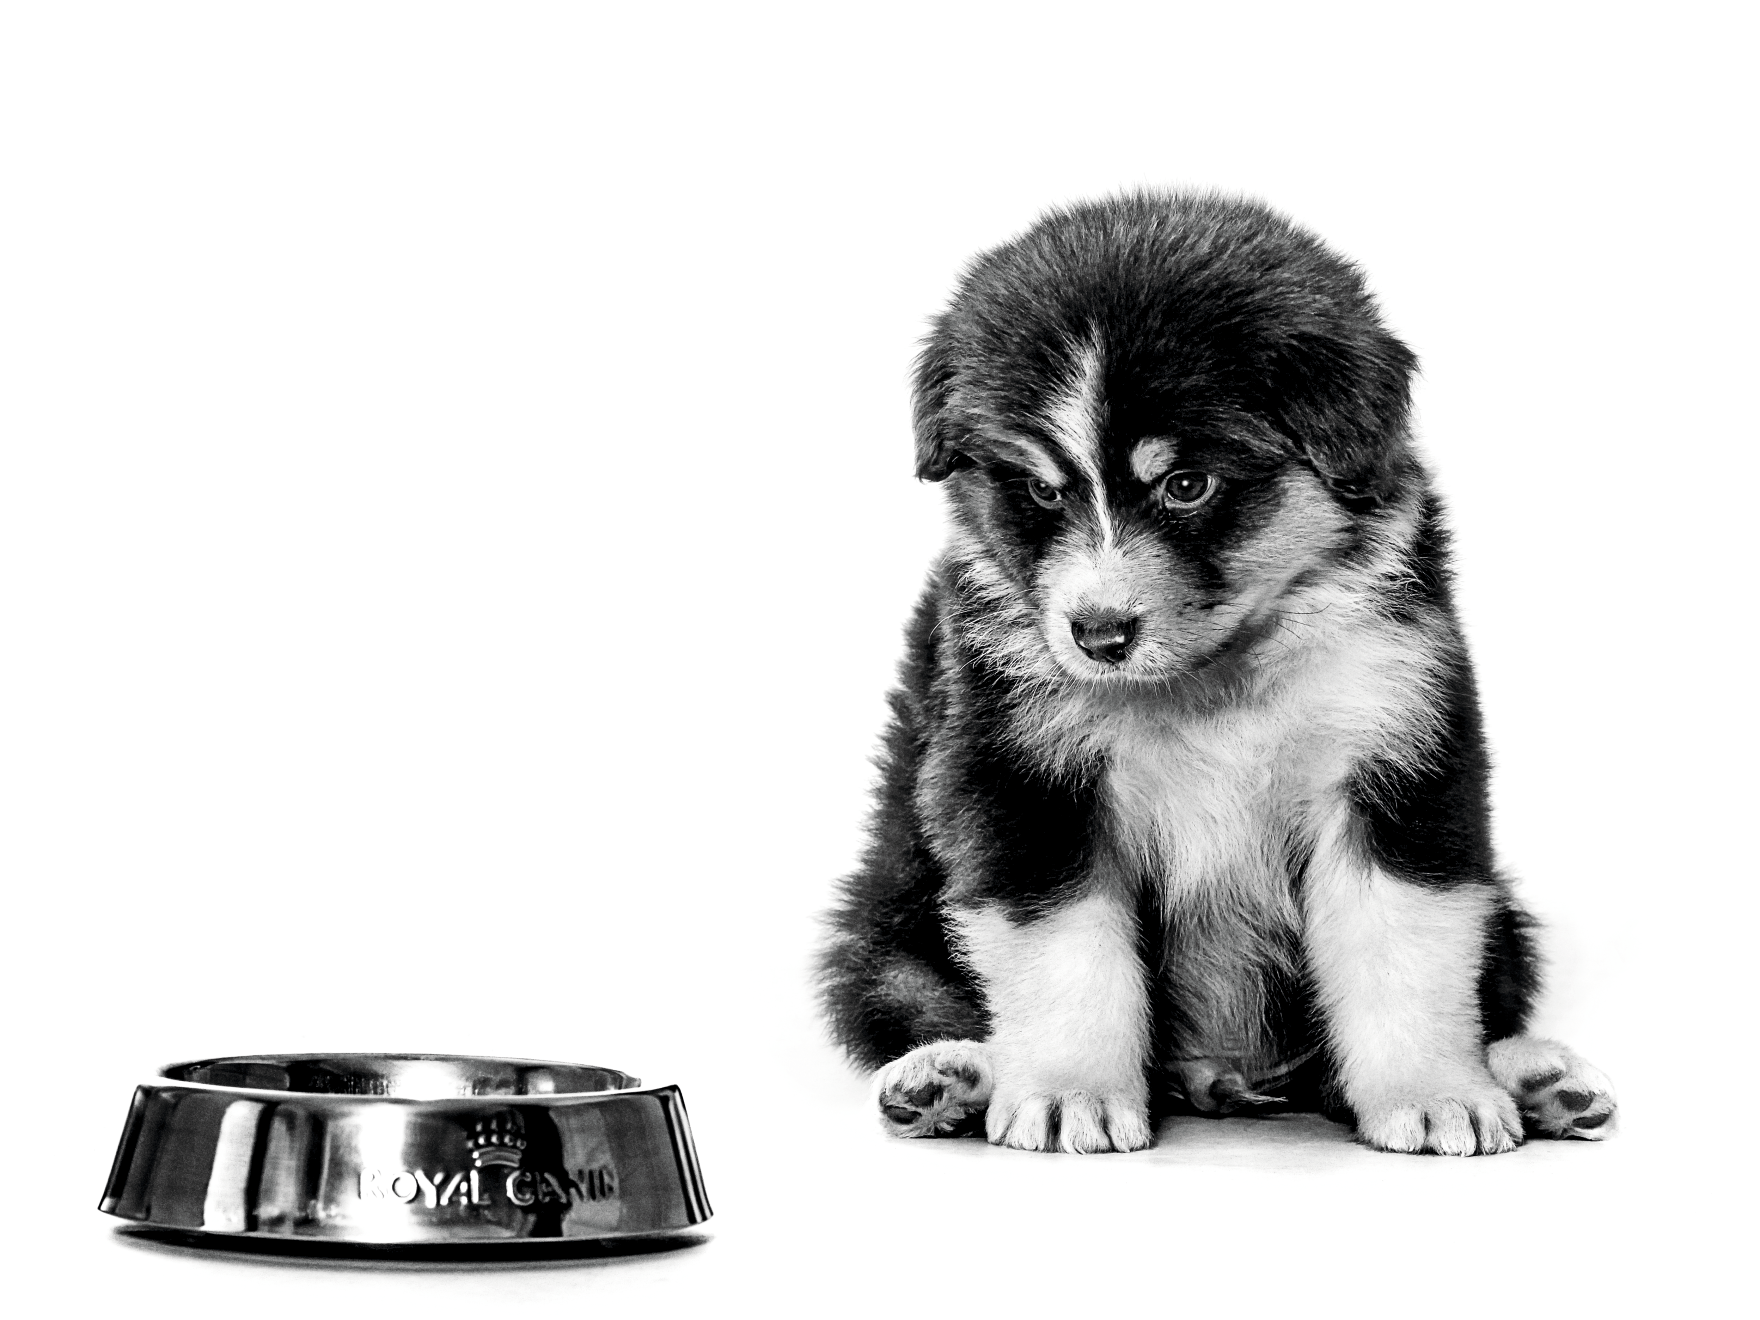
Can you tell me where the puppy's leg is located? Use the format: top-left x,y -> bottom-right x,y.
1487,1035 -> 1618,1139
874,1039 -> 993,1138
1305,852 -> 1522,1156
951,890 -> 1152,1154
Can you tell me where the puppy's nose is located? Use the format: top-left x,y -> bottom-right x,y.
1071,614 -> 1138,664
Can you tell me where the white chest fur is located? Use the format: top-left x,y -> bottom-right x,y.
1099,628 -> 1419,890
1040,623 -> 1441,1065
1104,694 -> 1319,1064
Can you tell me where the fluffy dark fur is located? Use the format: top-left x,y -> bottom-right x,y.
818,193 -> 1611,1154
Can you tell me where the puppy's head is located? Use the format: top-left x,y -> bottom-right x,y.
918,193 -> 1420,685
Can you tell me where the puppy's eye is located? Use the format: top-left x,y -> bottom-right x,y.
1028,478 -> 1064,509
1160,470 -> 1218,512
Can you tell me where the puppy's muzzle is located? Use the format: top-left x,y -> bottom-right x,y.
1070,613 -> 1138,665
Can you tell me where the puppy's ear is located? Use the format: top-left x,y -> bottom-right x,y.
911,334 -> 968,482
1264,327 -> 1418,507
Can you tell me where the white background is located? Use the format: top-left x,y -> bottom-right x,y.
3,2 -> 1755,1314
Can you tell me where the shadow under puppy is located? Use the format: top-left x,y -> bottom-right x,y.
817,192 -> 1615,1155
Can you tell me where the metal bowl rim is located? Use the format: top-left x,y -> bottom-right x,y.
153,1052 -> 648,1103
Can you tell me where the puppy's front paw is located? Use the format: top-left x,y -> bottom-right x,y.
986,1088 -> 1152,1154
1487,1036 -> 1617,1140
874,1040 -> 993,1138
1355,1075 -> 1523,1156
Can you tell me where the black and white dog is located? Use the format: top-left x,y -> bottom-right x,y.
817,193 -> 1616,1155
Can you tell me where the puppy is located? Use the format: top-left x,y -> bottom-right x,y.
816,192 -> 1615,1155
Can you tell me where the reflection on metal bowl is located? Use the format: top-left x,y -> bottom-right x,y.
99,1054 -> 711,1244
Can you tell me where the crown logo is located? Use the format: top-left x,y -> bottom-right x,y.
467,1111 -> 527,1169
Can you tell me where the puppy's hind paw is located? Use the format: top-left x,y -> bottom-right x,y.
1488,1035 -> 1618,1141
873,1040 -> 993,1139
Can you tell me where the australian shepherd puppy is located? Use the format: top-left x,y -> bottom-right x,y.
817,193 -> 1616,1155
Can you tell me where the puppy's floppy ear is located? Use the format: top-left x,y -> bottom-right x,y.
911,332 -> 968,482
1263,326 -> 1418,507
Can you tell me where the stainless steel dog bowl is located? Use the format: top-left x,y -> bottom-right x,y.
99,1054 -> 711,1244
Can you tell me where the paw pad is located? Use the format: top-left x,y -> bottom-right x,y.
873,1041 -> 993,1139
1515,1068 -> 1616,1140
1488,1038 -> 1618,1143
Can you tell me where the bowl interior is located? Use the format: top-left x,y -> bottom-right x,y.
162,1054 -> 638,1098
